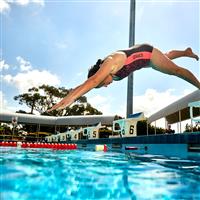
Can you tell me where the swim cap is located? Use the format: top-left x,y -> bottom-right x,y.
87,59 -> 103,78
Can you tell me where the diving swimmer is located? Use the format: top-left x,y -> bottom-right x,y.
48,44 -> 200,111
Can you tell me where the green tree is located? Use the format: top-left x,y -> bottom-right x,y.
0,124 -> 12,135
14,85 -> 102,116
137,120 -> 165,135
184,123 -> 200,132
14,87 -> 44,114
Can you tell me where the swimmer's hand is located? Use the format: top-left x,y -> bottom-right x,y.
47,96 -> 74,112
48,80 -> 96,112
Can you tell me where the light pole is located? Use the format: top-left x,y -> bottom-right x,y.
126,0 -> 136,118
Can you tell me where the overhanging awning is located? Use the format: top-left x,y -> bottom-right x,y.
148,90 -> 200,124
0,112 -> 115,126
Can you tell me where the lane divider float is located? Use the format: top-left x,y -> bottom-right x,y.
95,144 -> 108,152
0,141 -> 77,150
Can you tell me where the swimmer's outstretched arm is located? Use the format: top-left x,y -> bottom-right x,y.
48,57 -> 114,111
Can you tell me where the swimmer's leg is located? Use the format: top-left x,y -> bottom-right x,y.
165,48 -> 199,61
151,48 -> 200,89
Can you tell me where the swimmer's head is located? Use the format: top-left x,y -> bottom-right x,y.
87,59 -> 113,88
87,59 -> 103,79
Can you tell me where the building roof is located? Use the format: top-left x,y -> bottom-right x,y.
0,112 -> 115,126
147,90 -> 200,124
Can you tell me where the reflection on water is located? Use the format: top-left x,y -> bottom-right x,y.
1,147 -> 200,200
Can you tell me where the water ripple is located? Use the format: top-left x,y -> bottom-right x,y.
1,147 -> 200,200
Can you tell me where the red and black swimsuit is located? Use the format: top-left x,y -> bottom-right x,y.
113,44 -> 153,81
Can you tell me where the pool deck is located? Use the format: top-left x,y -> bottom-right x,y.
71,132 -> 200,158
73,132 -> 200,145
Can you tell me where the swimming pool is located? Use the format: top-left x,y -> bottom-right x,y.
1,147 -> 200,200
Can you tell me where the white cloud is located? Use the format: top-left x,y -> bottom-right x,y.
0,60 -> 10,71
3,74 -> 12,82
16,56 -> 32,71
87,88 -> 194,119
0,0 -> 44,13
15,0 -> 44,6
87,94 -> 126,116
3,69 -> 60,93
0,0 -> 10,13
87,94 -> 115,115
133,88 -> 193,117
2,56 -> 60,93
16,0 -> 29,6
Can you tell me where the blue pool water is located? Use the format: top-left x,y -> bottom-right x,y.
1,147 -> 200,200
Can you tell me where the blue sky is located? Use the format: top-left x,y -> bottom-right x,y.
0,0 -> 199,122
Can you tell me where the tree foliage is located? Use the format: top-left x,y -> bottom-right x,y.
137,120 -> 165,135
14,85 -> 102,116
184,123 -> 200,132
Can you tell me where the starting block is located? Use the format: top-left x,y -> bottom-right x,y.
188,101 -> 200,123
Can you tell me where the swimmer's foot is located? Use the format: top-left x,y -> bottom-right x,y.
185,47 -> 199,61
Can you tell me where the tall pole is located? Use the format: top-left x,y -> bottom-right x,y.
126,0 -> 136,117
